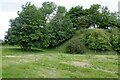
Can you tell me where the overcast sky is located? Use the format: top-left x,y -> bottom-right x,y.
0,0 -> 119,40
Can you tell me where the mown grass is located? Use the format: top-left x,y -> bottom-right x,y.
2,45 -> 119,78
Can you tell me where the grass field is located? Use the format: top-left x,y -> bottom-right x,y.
2,45 -> 119,78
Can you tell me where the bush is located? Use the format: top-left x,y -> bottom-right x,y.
66,39 -> 85,54
84,29 -> 111,51
110,28 -> 120,53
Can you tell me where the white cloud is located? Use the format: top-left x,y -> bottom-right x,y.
0,12 -> 18,40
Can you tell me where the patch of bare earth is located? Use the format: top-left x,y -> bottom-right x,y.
61,61 -> 92,67
2,56 -> 22,58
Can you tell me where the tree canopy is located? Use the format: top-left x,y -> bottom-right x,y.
5,2 -> 74,50
67,4 -> 118,29
5,2 -> 119,52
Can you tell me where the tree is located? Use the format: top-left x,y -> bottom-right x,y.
5,2 -> 45,50
88,4 -> 118,29
98,7 -> 117,29
46,6 -> 74,47
67,6 -> 88,29
68,4 -> 118,29
87,4 -> 101,28
5,2 -> 57,50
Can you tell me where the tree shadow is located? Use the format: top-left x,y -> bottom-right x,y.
85,50 -> 118,55
8,47 -> 43,54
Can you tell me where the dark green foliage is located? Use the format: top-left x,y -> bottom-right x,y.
110,28 -> 120,53
46,6 -> 74,47
66,39 -> 85,54
77,16 -> 90,29
68,4 -> 118,29
88,4 -> 101,27
84,29 -> 112,51
97,8 -> 117,29
5,2 -> 46,50
5,2 -> 56,50
69,29 -> 119,52
67,6 -> 89,29
5,2 -> 74,50
5,1 -> 119,53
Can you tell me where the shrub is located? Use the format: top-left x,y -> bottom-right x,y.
110,28 -> 120,53
84,29 -> 111,51
66,39 -> 85,54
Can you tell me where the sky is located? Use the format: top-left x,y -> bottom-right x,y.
0,0 -> 119,40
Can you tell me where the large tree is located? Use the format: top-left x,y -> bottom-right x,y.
46,6 -> 74,47
5,2 -> 56,50
68,4 -> 118,29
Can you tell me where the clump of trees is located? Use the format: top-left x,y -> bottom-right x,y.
5,2 -> 74,50
67,4 -> 118,29
66,4 -> 120,54
5,2 -> 120,53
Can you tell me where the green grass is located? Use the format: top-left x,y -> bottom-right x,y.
0,44 -> 2,79
2,45 -> 119,78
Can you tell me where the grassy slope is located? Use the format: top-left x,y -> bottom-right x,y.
54,30 -> 118,55
2,31 -> 119,78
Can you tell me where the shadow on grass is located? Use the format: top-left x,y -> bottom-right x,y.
65,50 -> 118,55
92,50 -> 118,55
8,47 -> 43,53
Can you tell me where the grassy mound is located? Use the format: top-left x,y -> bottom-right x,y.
55,29 -> 118,54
